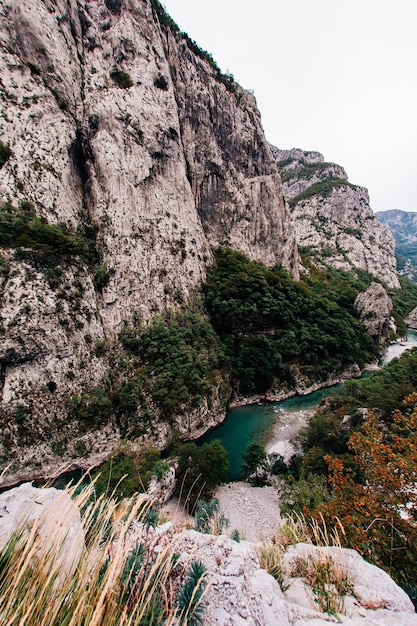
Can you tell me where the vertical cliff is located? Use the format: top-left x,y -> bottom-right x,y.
0,0 -> 298,484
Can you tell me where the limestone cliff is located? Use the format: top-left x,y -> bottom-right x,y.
272,147 -> 400,289
0,0 -> 298,485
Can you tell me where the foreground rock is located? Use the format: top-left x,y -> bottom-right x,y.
0,482 -> 83,576
178,530 -> 292,625
177,532 -> 417,625
283,543 -> 416,625
0,483 -> 415,625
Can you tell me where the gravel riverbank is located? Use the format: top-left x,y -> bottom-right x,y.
214,481 -> 281,542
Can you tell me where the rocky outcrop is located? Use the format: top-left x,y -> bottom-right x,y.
175,531 -> 417,624
272,147 -> 400,289
0,0 -> 298,484
354,282 -> 393,341
282,542 -> 417,625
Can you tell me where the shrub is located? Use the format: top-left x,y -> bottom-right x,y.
288,178 -> 357,208
177,560 -> 207,626
205,248 -> 379,393
110,69 -> 133,89
121,312 -> 226,421
316,395 -> 417,588
195,498 -> 229,535
0,141 -> 12,168
256,544 -> 289,592
93,262 -> 110,290
154,75 -> 168,90
175,440 -> 229,512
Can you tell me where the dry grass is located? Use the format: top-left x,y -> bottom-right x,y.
256,543 -> 289,592
289,551 -> 354,616
0,481 -> 206,625
257,512 -> 354,615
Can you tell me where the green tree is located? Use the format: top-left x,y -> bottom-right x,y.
242,442 -> 267,476
175,440 -> 229,512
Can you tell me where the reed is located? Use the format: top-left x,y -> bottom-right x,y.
0,481 -> 205,625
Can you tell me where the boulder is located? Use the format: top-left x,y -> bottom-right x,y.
0,482 -> 83,576
177,530 -> 291,625
354,282 -> 393,340
283,543 -> 416,624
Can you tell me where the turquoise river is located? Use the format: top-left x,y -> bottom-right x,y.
197,331 -> 417,481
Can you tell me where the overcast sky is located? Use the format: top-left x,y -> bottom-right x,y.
162,0 -> 417,213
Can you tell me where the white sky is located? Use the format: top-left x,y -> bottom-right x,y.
161,0 -> 417,213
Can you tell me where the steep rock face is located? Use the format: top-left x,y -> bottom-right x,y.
272,147 -> 400,289
167,37 -> 298,275
377,209 -> 417,283
0,0 -> 298,485
354,282 -> 393,341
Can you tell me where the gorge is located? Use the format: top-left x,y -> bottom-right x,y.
2,1 -> 417,622
1,0 -> 417,492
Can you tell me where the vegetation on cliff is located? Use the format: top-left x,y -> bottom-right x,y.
205,248 -> 379,394
288,178 -> 357,208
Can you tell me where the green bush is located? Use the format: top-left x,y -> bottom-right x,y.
195,498 -> 229,534
69,386 -> 113,432
92,448 -> 169,499
0,141 -> 12,168
175,440 -> 229,512
0,201 -> 96,264
177,560 -> 207,626
205,248 -> 379,393
288,178 -> 357,208
290,347 -> 417,483
154,75 -> 168,90
121,312 -> 226,421
110,69 -> 133,89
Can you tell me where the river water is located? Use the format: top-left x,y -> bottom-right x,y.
198,331 -> 417,481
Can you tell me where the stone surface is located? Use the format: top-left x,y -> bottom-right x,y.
354,282 -> 393,340
272,147 -> 400,289
0,482 -> 83,575
283,543 -> 417,625
176,532 -> 417,625
146,464 -> 176,505
177,529 -> 291,625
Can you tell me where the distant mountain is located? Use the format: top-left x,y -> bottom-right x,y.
377,210 -> 417,282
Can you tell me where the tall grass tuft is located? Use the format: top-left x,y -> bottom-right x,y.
0,481 -> 188,625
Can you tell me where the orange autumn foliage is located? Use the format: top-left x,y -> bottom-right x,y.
316,393 -> 417,585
